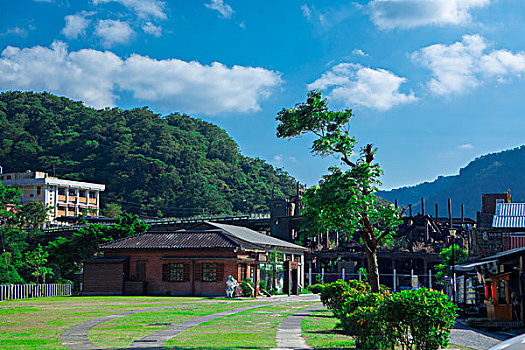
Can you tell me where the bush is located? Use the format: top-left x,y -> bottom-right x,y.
240,278 -> 254,297
330,282 -> 458,350
384,288 -> 458,349
307,283 -> 324,294
320,280 -> 370,318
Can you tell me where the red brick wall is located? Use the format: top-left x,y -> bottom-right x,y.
102,249 -> 256,296
83,262 -> 124,295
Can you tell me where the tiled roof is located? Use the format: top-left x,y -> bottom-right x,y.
201,222 -> 307,251
100,230 -> 264,250
493,203 -> 525,228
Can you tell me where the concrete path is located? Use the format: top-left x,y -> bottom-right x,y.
271,305 -> 324,350
449,322 -> 514,350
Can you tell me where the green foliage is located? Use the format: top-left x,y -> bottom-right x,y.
0,91 -> 297,217
20,201 -> 51,230
307,283 -> 324,294
384,288 -> 458,349
320,279 -> 370,318
102,203 -> 122,218
240,278 -> 254,297
276,90 -> 402,292
320,280 -> 459,350
47,213 -> 150,280
435,244 -> 468,283
25,244 -> 53,283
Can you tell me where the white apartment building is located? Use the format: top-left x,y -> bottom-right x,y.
0,170 -> 105,222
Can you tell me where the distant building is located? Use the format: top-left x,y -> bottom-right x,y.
0,170 -> 105,222
472,191 -> 525,257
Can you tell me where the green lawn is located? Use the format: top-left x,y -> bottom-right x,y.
90,301 -> 256,349
165,303 -> 316,350
302,308 -> 355,349
0,296 -> 243,350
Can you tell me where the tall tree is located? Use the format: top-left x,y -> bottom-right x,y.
276,90 -> 401,292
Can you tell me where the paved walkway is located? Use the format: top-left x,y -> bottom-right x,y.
449,322 -> 514,350
271,305 -> 324,350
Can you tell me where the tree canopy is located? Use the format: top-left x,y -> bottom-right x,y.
0,91 -> 297,217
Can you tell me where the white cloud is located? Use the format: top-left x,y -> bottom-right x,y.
93,0 -> 167,19
62,13 -> 91,39
352,49 -> 368,57
95,19 -> 134,47
308,63 -> 417,111
1,24 -> 35,37
0,41 -> 282,115
205,0 -> 234,19
301,4 -> 312,20
142,22 -> 161,37
273,154 -> 284,164
367,0 -> 492,29
458,144 -> 474,149
412,34 -> 525,96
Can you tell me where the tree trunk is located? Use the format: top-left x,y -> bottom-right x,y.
366,249 -> 380,293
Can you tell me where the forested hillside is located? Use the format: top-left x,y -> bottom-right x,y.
378,146 -> 525,218
0,91 -> 297,217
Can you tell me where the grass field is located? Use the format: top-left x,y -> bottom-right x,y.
0,296 -> 251,350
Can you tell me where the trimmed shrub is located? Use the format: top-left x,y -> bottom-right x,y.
329,282 -> 458,350
384,288 -> 458,349
307,283 -> 324,294
320,279 -> 370,318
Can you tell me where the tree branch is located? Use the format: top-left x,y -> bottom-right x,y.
376,228 -> 391,243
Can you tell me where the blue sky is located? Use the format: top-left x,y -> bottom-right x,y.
1,0 -> 525,190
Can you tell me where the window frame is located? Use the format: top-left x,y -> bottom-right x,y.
202,263 -> 217,282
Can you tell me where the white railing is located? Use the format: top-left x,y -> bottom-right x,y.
0,283 -> 72,301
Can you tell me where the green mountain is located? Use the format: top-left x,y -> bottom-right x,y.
0,91 -> 297,217
378,146 -> 525,219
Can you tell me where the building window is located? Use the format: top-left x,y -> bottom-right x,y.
162,263 -> 189,282
58,188 -> 65,196
68,189 -> 76,196
89,191 -> 96,199
79,190 -> 86,197
37,187 -> 42,196
6,175 -> 11,180
202,263 -> 217,282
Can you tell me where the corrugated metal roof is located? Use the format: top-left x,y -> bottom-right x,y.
100,231 -> 263,250
493,216 -> 525,228
203,222 -> 307,251
495,203 -> 525,216
492,203 -> 525,228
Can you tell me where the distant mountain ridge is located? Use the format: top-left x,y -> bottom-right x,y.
378,146 -> 525,219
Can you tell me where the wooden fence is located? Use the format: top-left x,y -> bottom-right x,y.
0,283 -> 72,301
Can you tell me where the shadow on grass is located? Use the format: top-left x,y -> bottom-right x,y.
304,329 -> 346,335
307,314 -> 335,318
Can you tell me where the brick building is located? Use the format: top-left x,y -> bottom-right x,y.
82,222 -> 307,297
